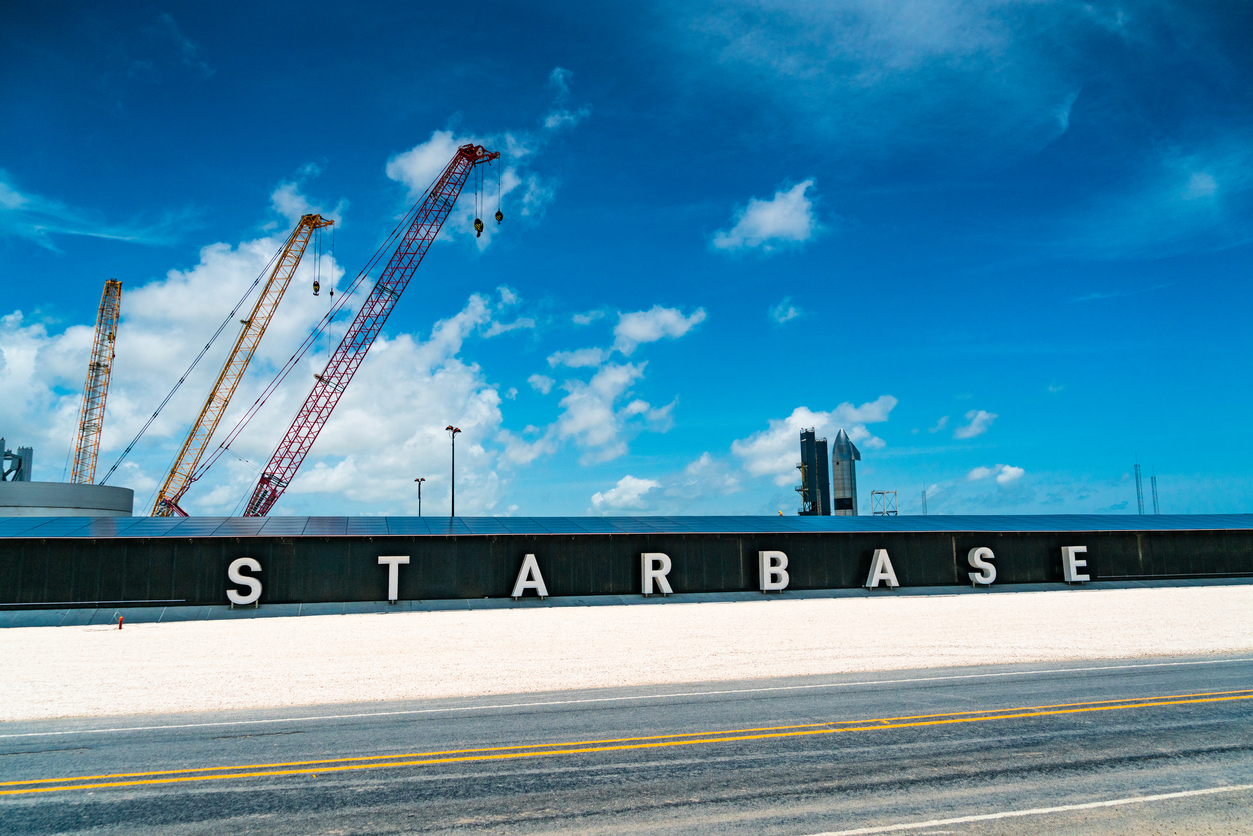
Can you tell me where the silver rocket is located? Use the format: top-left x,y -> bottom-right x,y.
831,428 -> 860,516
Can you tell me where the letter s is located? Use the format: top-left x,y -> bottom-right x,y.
966,547 -> 996,585
227,557 -> 262,605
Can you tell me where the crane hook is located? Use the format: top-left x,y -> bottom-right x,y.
495,209 -> 503,225
312,280 -> 320,296
473,218 -> 484,238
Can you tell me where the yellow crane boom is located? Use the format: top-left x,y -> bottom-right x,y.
71,280 -> 123,484
152,213 -> 333,515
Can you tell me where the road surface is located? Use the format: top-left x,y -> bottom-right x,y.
2,654 -> 1251,834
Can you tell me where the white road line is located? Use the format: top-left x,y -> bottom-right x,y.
805,783 -> 1253,835
2,656 -> 1249,739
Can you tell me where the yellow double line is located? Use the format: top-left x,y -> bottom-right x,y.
3,688 -> 1251,796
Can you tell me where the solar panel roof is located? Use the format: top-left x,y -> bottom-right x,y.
2,513 -> 1253,538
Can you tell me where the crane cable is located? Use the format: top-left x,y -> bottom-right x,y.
187,178 -> 442,488
96,244 -> 285,486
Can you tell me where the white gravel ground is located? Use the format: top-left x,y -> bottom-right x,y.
3,586 -> 1251,721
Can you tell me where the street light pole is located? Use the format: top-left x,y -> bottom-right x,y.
445,426 -> 461,517
413,477 -> 425,516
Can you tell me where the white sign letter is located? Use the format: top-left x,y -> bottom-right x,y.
511,554 -> 549,599
641,553 -> 673,596
1061,546 -> 1089,583
967,547 -> 997,586
759,551 -> 789,592
864,549 -> 899,589
378,555 -> 410,603
227,557 -> 262,606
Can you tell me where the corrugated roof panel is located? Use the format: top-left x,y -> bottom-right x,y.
211,518 -> 269,537
257,517 -> 310,536
461,518 -> 512,535
303,517 -> 348,536
5,513 -> 1253,539
493,518 -> 555,534
346,517 -> 389,536
385,517 -> 432,536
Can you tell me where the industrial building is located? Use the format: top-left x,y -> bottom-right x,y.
797,428 -> 860,516
797,429 -> 831,515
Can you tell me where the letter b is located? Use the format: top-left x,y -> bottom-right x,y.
759,551 -> 789,592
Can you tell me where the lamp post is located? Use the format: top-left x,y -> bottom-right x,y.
413,477 -> 425,516
445,426 -> 461,517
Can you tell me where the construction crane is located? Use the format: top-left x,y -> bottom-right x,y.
152,213 -> 333,516
70,280 -> 122,484
244,143 -> 498,516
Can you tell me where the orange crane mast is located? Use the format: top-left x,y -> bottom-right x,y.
152,213 -> 333,515
70,280 -> 122,484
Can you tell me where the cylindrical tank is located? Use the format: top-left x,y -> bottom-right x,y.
831,428 -> 860,516
0,482 -> 133,516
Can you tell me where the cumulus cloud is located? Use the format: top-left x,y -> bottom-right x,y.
954,409 -> 997,439
928,415 -> 949,433
613,306 -> 707,355
269,174 -> 347,227
769,297 -> 802,324
383,70 -> 588,251
968,464 -> 1025,486
572,309 -> 606,325
731,397 -> 897,485
712,180 -> 819,252
505,305 -> 702,466
528,374 -> 555,394
547,347 -> 607,368
0,181 -> 538,515
591,475 -> 660,512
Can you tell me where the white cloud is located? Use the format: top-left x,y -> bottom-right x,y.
547,347 -> 606,368
572,309 -> 606,325
613,306 -> 707,356
528,374 -> 555,394
482,317 -> 535,338
954,409 -> 998,439
383,70 -> 588,251
591,475 -> 660,512
0,186 -> 539,516
511,304 -> 702,467
712,180 -> 819,252
769,297 -> 802,324
731,397 -> 897,485
928,415 -> 949,433
269,178 -> 346,227
0,170 -> 187,249
968,464 -> 1025,486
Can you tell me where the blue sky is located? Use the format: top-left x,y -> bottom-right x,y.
3,1 -> 1252,516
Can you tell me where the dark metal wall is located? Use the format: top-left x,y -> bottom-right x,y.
2,529 -> 1252,608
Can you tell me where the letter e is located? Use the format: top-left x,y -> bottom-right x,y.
1061,546 -> 1089,583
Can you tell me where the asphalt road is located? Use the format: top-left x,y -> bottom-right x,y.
2,654 -> 1251,835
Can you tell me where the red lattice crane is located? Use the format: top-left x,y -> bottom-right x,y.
243,143 -> 498,516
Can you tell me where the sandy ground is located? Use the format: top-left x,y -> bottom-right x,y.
2,586 -> 1251,722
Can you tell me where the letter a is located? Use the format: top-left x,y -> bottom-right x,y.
511,554 -> 549,599
864,549 -> 899,589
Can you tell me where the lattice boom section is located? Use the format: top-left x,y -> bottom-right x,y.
244,144 -> 497,516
